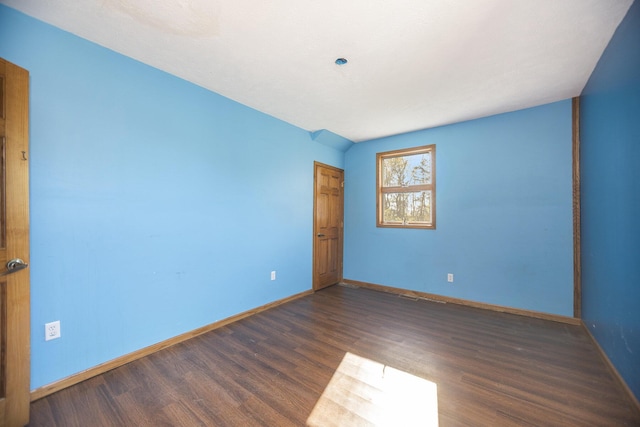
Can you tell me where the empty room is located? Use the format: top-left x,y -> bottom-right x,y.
0,0 -> 639,425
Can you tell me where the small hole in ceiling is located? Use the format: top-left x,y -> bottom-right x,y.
335,58 -> 348,65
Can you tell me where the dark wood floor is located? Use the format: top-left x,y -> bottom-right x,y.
28,285 -> 640,426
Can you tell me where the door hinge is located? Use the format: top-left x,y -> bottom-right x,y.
341,181 -> 344,188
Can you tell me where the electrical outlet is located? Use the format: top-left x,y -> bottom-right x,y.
447,273 -> 454,283
45,320 -> 61,341
271,271 -> 276,281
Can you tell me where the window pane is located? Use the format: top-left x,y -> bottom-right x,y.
382,191 -> 432,224
382,157 -> 408,187
407,152 -> 432,185
382,152 -> 432,187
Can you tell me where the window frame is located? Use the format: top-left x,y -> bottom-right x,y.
376,144 -> 436,229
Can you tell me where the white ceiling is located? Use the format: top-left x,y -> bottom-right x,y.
1,0 -> 633,142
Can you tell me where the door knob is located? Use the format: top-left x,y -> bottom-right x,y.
317,233 -> 325,237
0,258 -> 28,276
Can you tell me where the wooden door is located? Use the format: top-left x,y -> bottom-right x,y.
313,162 -> 343,291
0,58 -> 31,427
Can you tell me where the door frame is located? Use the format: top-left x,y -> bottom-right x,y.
312,162 -> 344,291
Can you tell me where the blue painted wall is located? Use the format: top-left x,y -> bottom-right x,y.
344,101 -> 574,316
0,6 -> 344,390
580,0 -> 640,400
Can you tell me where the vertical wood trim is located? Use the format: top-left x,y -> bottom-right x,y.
0,281 -> 6,399
572,97 -> 582,319
1,137 -> 6,249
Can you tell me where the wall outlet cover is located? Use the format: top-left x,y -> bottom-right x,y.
45,320 -> 61,341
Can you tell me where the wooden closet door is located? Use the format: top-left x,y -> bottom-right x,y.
0,57 -> 31,427
313,162 -> 343,290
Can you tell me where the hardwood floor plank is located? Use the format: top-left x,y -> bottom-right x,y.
28,285 -> 640,426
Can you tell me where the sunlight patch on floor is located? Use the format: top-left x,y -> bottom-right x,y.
307,352 -> 438,426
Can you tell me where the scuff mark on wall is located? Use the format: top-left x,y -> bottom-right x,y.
620,326 -> 634,354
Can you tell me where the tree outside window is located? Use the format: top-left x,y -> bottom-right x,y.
377,145 -> 435,229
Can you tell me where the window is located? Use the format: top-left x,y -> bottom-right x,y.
377,145 -> 435,229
